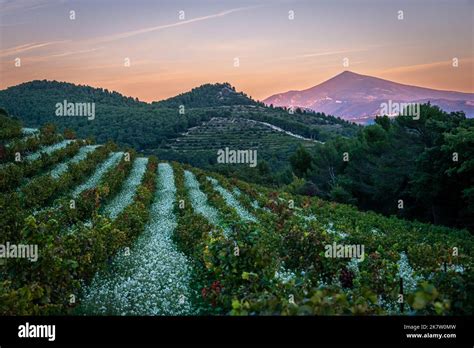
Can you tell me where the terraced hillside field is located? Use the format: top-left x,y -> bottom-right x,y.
171,117 -> 318,150
0,117 -> 472,316
155,117 -> 318,169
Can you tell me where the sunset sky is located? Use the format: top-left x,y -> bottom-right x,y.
0,0 -> 473,102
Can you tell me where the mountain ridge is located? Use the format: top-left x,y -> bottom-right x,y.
0,80 -> 258,106
263,71 -> 474,122
306,71 -> 473,97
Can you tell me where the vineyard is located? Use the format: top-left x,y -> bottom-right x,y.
167,117 -> 316,152
0,115 -> 473,316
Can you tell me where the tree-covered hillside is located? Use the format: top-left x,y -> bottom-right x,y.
0,80 -> 359,176
0,80 -> 184,149
154,82 -> 259,108
289,104 -> 474,232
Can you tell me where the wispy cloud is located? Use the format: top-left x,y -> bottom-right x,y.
380,58 -> 474,75
276,42 -> 414,62
289,48 -> 369,60
0,0 -> 60,14
88,6 -> 261,44
27,47 -> 104,62
0,40 -> 69,58
1,5 -> 261,61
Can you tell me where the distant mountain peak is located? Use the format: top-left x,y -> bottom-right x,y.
333,71 -> 366,78
263,72 -> 474,123
339,70 -> 359,76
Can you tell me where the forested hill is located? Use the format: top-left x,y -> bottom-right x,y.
0,80 -> 172,149
0,80 -> 359,152
154,82 -> 259,108
2,80 -> 144,107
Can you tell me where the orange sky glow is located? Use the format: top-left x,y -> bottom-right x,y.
1,0 -> 472,102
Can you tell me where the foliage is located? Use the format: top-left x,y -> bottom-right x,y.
155,82 -> 258,108
0,112 -> 471,316
0,80 -> 358,183
305,104 -> 474,231
0,151 -> 157,314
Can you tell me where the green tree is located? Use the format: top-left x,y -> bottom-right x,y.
290,145 -> 313,178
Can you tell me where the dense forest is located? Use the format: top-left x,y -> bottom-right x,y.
288,104 -> 474,232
